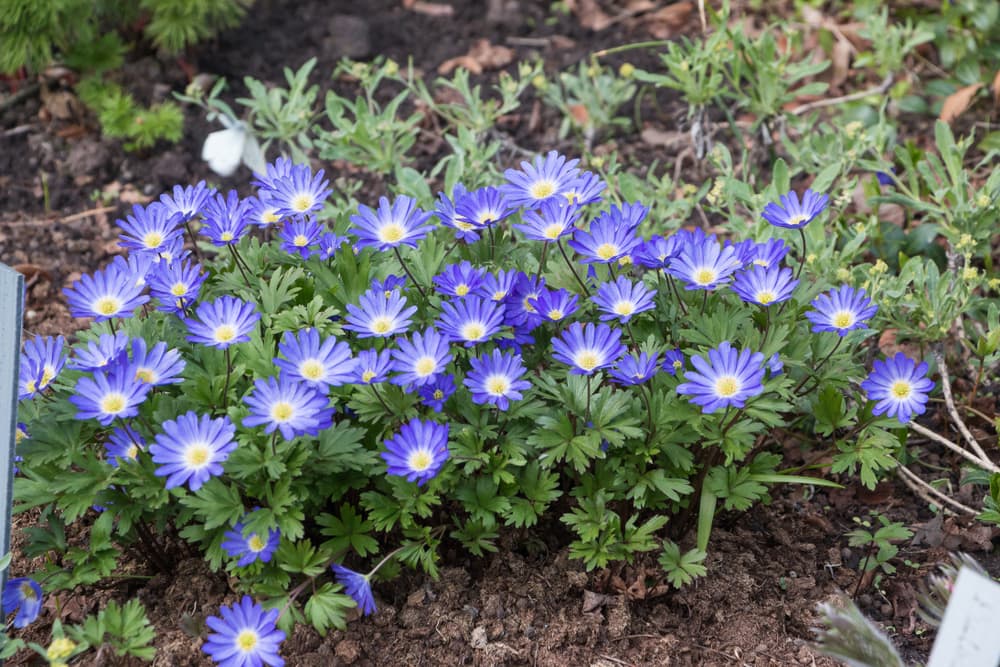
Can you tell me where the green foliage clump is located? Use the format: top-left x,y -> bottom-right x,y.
77,78 -> 184,151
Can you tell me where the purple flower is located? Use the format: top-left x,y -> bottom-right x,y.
159,181 -> 215,222
201,190 -> 252,245
353,349 -> 394,385
568,207 -> 642,264
269,163 -> 331,217
762,188 -> 829,229
147,258 -> 206,314
351,195 -> 435,251
185,296 -> 261,349
203,596 -> 286,667
433,261 -> 487,298
551,322 -> 626,375
676,341 -> 765,414
805,285 -> 878,337
390,328 -> 452,387
662,348 -> 684,376
731,265 -> 798,306
609,352 -> 660,386
243,376 -> 334,441
591,276 -> 655,323
149,412 -> 237,490
2,577 -> 42,628
343,288 -> 417,338
124,338 -> 186,386
274,329 -> 356,388
435,296 -> 505,347
464,349 -> 531,410
502,150 -> 580,209
667,236 -> 743,291
64,263 -> 150,321
529,288 -> 579,322
381,418 -> 450,485
278,218 -> 323,259
331,565 -> 376,616
513,200 -> 580,243
418,374 -> 456,412
69,370 -> 150,425
860,353 -> 934,425
222,518 -> 281,567
117,202 -> 183,256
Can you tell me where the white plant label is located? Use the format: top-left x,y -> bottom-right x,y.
927,567 -> 1000,667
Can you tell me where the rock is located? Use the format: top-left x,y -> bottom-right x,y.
334,639 -> 361,664
323,15 -> 371,60
470,625 -> 488,649
63,138 -> 111,177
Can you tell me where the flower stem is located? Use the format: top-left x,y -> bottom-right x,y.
393,247 -> 427,299
371,383 -> 394,416
795,227 -> 808,280
221,347 -> 232,413
793,336 -> 843,395
558,240 -> 590,297
533,242 -> 550,283
184,220 -> 203,262
639,384 -> 655,444
229,245 -> 252,287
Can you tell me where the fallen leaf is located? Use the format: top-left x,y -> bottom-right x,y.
939,83 -> 983,123
830,39 -> 853,89
568,0 -> 614,31
13,264 -> 52,283
402,0 -> 454,16
438,39 -> 513,75
582,590 -> 609,613
438,55 -> 482,75
993,69 -> 1000,105
640,127 -> 686,149
568,104 -> 590,127
643,1 -> 694,38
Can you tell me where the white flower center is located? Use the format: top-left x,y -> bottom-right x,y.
529,180 -> 557,200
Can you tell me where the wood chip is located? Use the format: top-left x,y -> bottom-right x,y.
992,69 -> 1000,106
939,83 -> 982,123
568,0 -> 615,31
402,0 -> 455,16
438,39 -> 514,75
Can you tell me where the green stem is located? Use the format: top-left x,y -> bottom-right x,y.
393,247 -> 427,299
795,227 -> 808,280
533,242 -> 550,283
229,245 -> 252,287
793,336 -> 843,395
221,347 -> 232,413
558,240 -> 591,297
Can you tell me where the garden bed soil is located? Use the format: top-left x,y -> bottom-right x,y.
2,0 -> 998,665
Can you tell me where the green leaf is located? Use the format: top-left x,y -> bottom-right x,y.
659,541 -> 708,588
317,505 -> 378,557
303,583 -> 355,635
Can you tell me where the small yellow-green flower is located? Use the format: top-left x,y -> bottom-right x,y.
47,637 -> 77,661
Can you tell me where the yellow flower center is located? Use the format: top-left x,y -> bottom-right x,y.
143,231 -> 164,249
486,375 -> 510,396
543,224 -> 564,240
460,322 -> 486,341
596,243 -> 619,260
40,366 -> 55,387
170,282 -> 188,296
236,630 -> 259,652
832,310 -> 855,329
24,379 -> 37,394
529,180 -> 557,200
370,317 -> 392,335
95,296 -> 123,316
361,370 -> 377,383
414,356 -> 436,377
756,291 -> 776,305
613,301 -> 635,316
618,255 -> 632,266
220,231 -> 234,242
15,428 -> 26,444
271,401 -> 294,421
787,213 -> 810,227
293,234 -> 309,247
547,309 -> 563,320
890,380 -> 912,399
715,376 -> 739,397
455,284 -> 470,297
126,444 -> 139,460
100,393 -> 127,415
134,368 -> 156,383
185,444 -> 210,467
478,212 -> 496,225
263,210 -> 280,224
248,534 -> 266,552
292,194 -> 314,212
300,359 -> 324,380
455,221 -> 474,232
522,297 -> 536,313
20,581 -> 37,600
492,291 -> 506,301
694,268 -> 717,286
379,223 -> 405,244
673,360 -> 682,370
213,324 -> 237,343
408,449 -> 433,472
753,259 -> 769,267
433,389 -> 444,400
574,350 -> 600,371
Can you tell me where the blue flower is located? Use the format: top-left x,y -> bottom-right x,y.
274,329 -> 356,388
805,285 -> 878,337
746,238 -> 789,269
186,296 -> 261,349
610,352 -> 660,386
222,518 -> 281,567
568,208 -> 642,264
331,565 -> 376,616
435,184 -> 479,243
243,376 -> 334,441
245,195 -> 284,227
455,186 -> 513,228
860,353 -> 934,425
158,181 -> 215,222
19,334 -> 65,398
269,163 -> 331,217
203,596 -> 286,667
125,338 -> 186,386
149,411 -> 237,490
591,276 -> 655,323
513,200 -> 581,243
502,150 -> 580,209
529,288 -> 579,322
762,188 -> 829,229
64,263 -> 150,321
369,274 -> 408,296
117,203 -> 184,256
353,349 -> 394,385
202,190 -> 252,245
343,287 -> 417,338
390,328 -> 453,387
418,374 -> 456,412
667,236 -> 743,291
433,261 -> 487,297
105,425 -> 145,467
68,332 -> 130,372
767,353 -> 783,377
476,268 -> 520,302
464,349 -> 531,410
676,341 -> 765,414
662,348 -> 685,376
351,195 -> 435,251
69,370 -> 150,425
382,418 -> 450,485
563,171 -> 606,206
435,296 -> 504,347
731,264 -> 798,306
147,258 -> 206,313
278,218 -> 323,259
318,232 -> 350,260
2,577 -> 42,628
636,234 -> 681,269
551,322 -> 626,375
504,273 -> 546,328
252,156 -> 295,192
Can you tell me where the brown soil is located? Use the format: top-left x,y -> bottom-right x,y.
2,1 -> 997,665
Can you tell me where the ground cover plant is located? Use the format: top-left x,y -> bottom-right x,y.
2,1 -> 999,664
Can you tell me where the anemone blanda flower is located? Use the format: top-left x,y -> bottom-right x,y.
278,217 -> 323,259
19,335 -> 65,398
591,276 -> 655,323
435,184 -> 480,243
435,296 -> 504,347
504,273 -> 546,328
2,577 -> 42,628
269,163 -> 331,217
105,424 -> 145,467
502,150 -> 580,209
353,349 -> 394,385
370,274 -> 408,296
731,264 -> 798,307
805,285 -> 878,337
245,195 -> 283,228
767,352 -> 783,377
64,263 -> 150,321
331,565 -> 376,616
222,519 -> 280,567
274,329 -> 355,388
563,171 -> 606,207
418,374 -> 456,413
125,338 -> 186,386
351,195 -> 435,251
667,237 -> 743,291
762,188 -> 829,229
201,190 -> 252,245
318,232 -> 350,260
529,287 -> 579,322
662,348 -> 685,376
636,234 -> 681,269
464,349 -> 531,411
252,156 -> 295,192
186,296 -> 261,349
551,322 -> 625,375
343,288 -> 417,338
433,261 -> 487,297
243,376 -> 334,441
159,181 -> 215,222
726,239 -> 758,266
455,186 -> 513,228
69,370 -> 150,425
610,351 -> 660,386
117,202 -> 184,256
513,200 -> 581,243
860,353 -> 934,425
477,268 -> 520,303
390,328 -> 453,387
147,258 -> 206,313
381,418 -> 450,485
568,209 -> 643,264
202,596 -> 286,667
149,411 -> 237,490
747,238 -> 789,269
676,341 -> 765,414
68,332 -> 130,372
